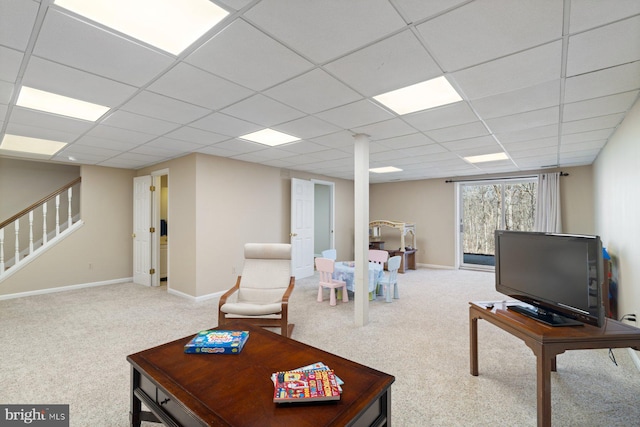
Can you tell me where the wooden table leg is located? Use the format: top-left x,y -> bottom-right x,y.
535,345 -> 553,427
130,367 -> 142,427
470,309 -> 479,376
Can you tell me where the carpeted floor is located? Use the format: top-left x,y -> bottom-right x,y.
1,268 -> 638,426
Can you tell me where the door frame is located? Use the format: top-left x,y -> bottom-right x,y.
151,168 -> 169,287
312,179 -> 335,255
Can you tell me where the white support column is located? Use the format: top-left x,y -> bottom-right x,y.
353,133 -> 370,327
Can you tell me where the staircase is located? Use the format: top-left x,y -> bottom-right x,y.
0,177 -> 82,281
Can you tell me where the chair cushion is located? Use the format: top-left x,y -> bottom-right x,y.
220,302 -> 282,316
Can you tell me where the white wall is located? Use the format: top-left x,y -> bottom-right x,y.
594,97 -> 640,324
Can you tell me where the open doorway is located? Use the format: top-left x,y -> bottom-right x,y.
152,169 -> 169,287
313,180 -> 334,257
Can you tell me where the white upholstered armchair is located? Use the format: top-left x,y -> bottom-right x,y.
218,243 -> 295,337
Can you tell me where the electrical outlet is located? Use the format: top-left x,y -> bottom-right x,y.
88,262 -> 93,270
232,267 -> 236,275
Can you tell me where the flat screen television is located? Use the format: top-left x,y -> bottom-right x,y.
494,230 -> 604,327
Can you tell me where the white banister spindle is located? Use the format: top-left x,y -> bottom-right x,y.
14,219 -> 20,262
55,194 -> 60,235
0,228 -> 4,271
67,187 -> 73,226
43,202 -> 48,244
29,211 -> 34,254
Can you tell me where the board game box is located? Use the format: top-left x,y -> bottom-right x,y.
183,330 -> 249,354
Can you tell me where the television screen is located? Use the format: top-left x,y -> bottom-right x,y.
495,230 -> 604,327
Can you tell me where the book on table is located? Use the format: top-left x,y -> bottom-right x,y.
183,330 -> 249,354
273,368 -> 341,403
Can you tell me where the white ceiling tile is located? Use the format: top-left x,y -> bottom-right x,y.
502,137 -> 558,153
451,41 -> 562,100
221,94 -> 305,127
213,138 -> 268,155
562,113 -> 624,135
514,156 -> 559,168
324,30 -> 442,97
164,126 -> 229,145
63,142 -> 123,157
33,10 -> 174,86
485,107 -> 559,134
190,112 -> 261,137
0,0 -> 38,50
392,0 -> 470,22
562,91 -> 639,122
569,0 -> 640,34
562,128 -> 614,144
143,137 -> 206,153
494,124 -> 559,144
440,135 -> 498,152
401,101 -> 478,131
10,106 -> 94,135
566,16 -> 640,77
147,63 -> 254,110
508,145 -> 558,159
186,19 -> 313,91
0,46 -> 23,83
315,100 -> 394,129
264,69 -> 362,114
564,62 -> 640,103
272,116 -> 341,140
244,0 -> 406,63
121,91 -> 211,124
102,110 -> 182,135
85,124 -> 157,145
6,115 -> 86,143
73,135 -> 141,152
416,0 -> 563,71
560,139 -> 606,153
470,80 -> 561,120
425,121 -> 489,143
377,133 -> 436,149
22,56 -> 138,107
352,118 -> 418,141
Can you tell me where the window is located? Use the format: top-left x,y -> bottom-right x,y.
457,178 -> 537,269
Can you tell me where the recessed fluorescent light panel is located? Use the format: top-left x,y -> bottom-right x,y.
373,76 -> 462,115
239,129 -> 300,147
54,0 -> 229,55
369,166 -> 403,173
0,134 -> 67,156
464,152 -> 509,163
17,87 -> 110,121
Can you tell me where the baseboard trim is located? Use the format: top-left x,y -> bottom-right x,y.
0,277 -> 132,300
167,287 -> 223,302
418,263 -> 455,270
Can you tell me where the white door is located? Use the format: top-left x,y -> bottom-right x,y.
133,176 -> 152,286
291,178 -> 314,279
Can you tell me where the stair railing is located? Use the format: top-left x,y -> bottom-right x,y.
0,177 -> 81,278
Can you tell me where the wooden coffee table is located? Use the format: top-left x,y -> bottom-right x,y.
128,321 -> 394,426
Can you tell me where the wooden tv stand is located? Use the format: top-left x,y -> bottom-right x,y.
469,301 -> 640,427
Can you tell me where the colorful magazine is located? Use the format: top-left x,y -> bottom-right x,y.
273,369 -> 341,403
184,330 -> 249,354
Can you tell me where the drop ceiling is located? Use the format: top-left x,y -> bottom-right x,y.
1,0 -> 639,183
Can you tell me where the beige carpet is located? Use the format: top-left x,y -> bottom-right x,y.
1,268 -> 639,426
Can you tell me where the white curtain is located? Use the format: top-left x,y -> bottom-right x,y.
534,172 -> 562,233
